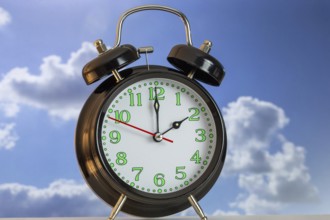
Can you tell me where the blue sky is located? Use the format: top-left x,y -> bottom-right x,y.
0,0 -> 329,217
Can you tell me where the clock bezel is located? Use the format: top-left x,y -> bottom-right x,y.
75,65 -> 226,217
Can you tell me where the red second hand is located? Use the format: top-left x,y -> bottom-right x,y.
108,116 -> 173,143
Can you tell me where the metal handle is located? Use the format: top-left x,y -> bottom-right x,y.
113,5 -> 193,48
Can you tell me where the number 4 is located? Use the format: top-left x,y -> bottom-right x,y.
190,150 -> 201,164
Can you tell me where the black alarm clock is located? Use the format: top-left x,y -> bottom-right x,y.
75,5 -> 226,220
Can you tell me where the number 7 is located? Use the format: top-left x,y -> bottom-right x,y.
132,167 -> 143,181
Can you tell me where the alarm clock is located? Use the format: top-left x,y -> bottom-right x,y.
75,5 -> 226,220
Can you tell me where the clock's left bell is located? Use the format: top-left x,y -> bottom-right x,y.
82,39 -> 140,85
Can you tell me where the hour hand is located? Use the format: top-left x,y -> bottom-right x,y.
161,117 -> 189,135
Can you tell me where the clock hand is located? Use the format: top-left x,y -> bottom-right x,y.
107,116 -> 173,143
161,116 -> 189,135
154,87 -> 160,133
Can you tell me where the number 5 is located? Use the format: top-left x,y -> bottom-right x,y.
175,166 -> 186,180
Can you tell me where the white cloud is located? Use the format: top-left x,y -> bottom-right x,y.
0,42 -> 97,120
224,96 -> 289,151
222,96 -> 318,214
180,207 -> 239,217
212,209 -> 240,216
179,207 -> 195,216
0,123 -> 18,150
0,179 -> 109,217
223,97 -> 289,174
0,7 -> 11,27
230,194 -> 281,215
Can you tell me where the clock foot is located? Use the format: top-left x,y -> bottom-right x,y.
108,194 -> 127,220
188,195 -> 208,220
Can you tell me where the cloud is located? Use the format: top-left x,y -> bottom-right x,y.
179,207 -> 195,217
230,194 -> 281,215
0,42 -> 97,120
180,207 -> 239,217
222,96 -> 318,214
224,96 -> 289,151
0,7 -> 11,27
0,179 -> 109,217
0,123 -> 18,150
212,209 -> 240,216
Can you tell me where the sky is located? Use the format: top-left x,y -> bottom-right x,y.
0,0 -> 329,217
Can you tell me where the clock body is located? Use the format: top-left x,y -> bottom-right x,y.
75,65 -> 226,217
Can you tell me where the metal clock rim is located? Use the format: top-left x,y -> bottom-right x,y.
75,66 -> 226,217
96,69 -> 225,201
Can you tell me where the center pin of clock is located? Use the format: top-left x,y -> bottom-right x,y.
153,132 -> 163,142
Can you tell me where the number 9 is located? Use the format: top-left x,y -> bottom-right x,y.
109,130 -> 121,144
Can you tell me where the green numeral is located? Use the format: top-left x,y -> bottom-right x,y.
114,110 -> 131,124
132,167 -> 143,181
109,130 -> 121,144
188,108 -> 200,121
116,152 -> 127,166
129,91 -> 142,107
175,166 -> 186,180
154,173 -> 165,187
149,87 -> 165,100
195,129 -> 206,142
190,150 -> 201,164
176,92 -> 181,106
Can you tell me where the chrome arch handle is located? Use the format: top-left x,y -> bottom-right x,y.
113,5 -> 193,48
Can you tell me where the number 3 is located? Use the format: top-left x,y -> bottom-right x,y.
195,129 -> 206,142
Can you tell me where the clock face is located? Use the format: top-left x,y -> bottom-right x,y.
97,75 -> 219,196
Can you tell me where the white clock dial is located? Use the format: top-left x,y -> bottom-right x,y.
98,77 -> 217,194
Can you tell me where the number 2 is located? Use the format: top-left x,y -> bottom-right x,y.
188,107 -> 200,121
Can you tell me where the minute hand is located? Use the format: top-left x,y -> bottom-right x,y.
107,116 -> 173,143
154,87 -> 160,133
161,117 -> 189,135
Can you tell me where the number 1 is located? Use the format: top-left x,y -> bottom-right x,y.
176,92 -> 181,106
